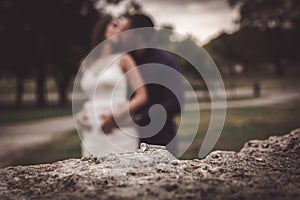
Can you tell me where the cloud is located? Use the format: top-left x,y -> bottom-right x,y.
141,0 -> 239,44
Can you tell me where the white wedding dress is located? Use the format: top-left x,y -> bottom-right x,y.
80,54 -> 139,156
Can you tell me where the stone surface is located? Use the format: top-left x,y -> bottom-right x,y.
0,129 -> 300,200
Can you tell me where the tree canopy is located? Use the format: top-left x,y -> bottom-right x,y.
0,0 -> 99,106
228,0 -> 300,30
205,0 -> 300,77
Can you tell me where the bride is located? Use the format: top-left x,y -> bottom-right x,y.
75,16 -> 147,156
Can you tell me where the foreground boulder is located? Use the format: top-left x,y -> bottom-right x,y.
0,129 -> 300,200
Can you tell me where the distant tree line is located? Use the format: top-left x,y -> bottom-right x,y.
205,0 -> 300,77
0,0 -> 99,107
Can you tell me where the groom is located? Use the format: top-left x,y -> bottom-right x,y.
123,14 -> 184,155
102,14 -> 184,155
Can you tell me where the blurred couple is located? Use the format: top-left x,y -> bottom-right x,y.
76,14 -> 183,157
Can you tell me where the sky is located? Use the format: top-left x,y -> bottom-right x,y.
141,0 -> 239,44
99,0 -> 240,44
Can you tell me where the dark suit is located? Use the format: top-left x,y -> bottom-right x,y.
129,48 -> 184,154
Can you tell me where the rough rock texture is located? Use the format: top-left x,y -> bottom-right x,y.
0,129 -> 300,200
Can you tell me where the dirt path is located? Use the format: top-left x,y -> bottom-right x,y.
0,116 -> 75,167
185,90 -> 300,111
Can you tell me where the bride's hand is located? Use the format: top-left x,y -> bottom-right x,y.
100,114 -> 118,134
76,111 -> 92,132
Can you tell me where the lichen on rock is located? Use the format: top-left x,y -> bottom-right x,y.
0,129 -> 300,200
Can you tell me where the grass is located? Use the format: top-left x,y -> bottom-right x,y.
8,130 -> 81,167
182,99 -> 300,159
0,106 -> 72,124
6,99 -> 300,166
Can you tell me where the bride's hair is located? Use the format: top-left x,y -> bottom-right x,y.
86,14 -> 121,68
80,15 -> 115,72
90,15 -> 113,49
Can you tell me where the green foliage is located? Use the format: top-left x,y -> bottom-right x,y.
0,0 -> 98,74
228,0 -> 300,30
204,0 -> 300,76
0,0 -> 99,106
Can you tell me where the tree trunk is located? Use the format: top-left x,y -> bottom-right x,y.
56,71 -> 72,106
36,68 -> 46,107
15,75 -> 24,108
58,79 -> 68,106
242,63 -> 250,76
275,62 -> 284,77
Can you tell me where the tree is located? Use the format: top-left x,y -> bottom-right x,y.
222,0 -> 300,77
0,0 -> 99,107
0,0 -> 37,107
228,0 -> 300,30
205,27 -> 290,76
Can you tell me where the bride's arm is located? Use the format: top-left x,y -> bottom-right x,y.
100,54 -> 147,133
119,54 -> 148,115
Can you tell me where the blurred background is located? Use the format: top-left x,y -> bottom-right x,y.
0,0 -> 299,167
